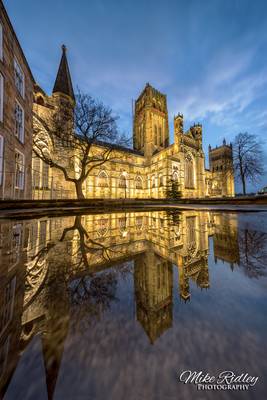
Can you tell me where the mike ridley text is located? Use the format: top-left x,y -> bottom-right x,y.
179,370 -> 259,392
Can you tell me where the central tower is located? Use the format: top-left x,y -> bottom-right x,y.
133,83 -> 169,159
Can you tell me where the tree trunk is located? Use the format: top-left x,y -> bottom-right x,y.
75,181 -> 85,199
241,174 -> 246,195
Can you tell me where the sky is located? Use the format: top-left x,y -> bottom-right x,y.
4,0 -> 267,192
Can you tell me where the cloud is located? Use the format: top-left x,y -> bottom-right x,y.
167,44 -> 267,143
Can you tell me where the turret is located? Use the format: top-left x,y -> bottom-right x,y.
209,139 -> 235,197
189,123 -> 202,146
209,138 -> 233,172
174,113 -> 183,135
174,113 -> 183,147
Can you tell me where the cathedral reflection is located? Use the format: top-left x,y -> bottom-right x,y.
0,210 -> 245,397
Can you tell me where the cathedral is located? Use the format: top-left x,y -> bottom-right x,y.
33,46 -> 235,199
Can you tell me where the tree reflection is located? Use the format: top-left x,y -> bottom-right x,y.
238,226 -> 267,278
70,273 -> 118,316
60,215 -> 128,270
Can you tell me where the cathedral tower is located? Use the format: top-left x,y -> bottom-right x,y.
209,139 -> 235,197
133,83 -> 169,159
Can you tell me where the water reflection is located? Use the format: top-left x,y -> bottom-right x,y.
0,210 -> 267,399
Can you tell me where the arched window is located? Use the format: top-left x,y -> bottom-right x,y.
159,126 -> 162,145
159,174 -> 164,187
43,162 -> 49,189
98,170 -> 109,188
154,125 -> 158,145
97,218 -> 109,237
136,216 -> 143,230
185,153 -> 194,189
119,173 -> 127,188
32,155 -> 49,189
36,96 -> 45,106
172,171 -> 178,182
186,216 -> 197,255
119,217 -> 127,234
152,175 -> 156,188
32,155 -> 41,189
136,175 -> 143,189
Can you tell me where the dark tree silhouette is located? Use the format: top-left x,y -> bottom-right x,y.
33,91 -> 129,199
233,132 -> 264,195
238,226 -> 267,278
164,177 -> 182,199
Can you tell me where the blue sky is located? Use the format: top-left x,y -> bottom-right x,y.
5,0 -> 267,191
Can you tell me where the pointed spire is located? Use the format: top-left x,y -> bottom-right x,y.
53,45 -> 75,100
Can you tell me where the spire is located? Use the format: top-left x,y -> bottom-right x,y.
53,45 -> 75,100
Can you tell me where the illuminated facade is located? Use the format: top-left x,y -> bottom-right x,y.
33,47 -> 235,199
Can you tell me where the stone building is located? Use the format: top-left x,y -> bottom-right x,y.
0,1 -> 34,199
33,46 -> 235,200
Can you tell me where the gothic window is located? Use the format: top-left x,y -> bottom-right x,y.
136,216 -> 143,231
186,216 -> 197,255
36,96 -> 45,106
97,218 -> 109,237
98,170 -> 109,188
118,217 -> 127,232
32,155 -> 40,189
43,163 -> 49,189
172,171 -> 178,182
159,126 -> 162,145
136,175 -> 143,189
185,153 -> 194,189
154,125 -> 158,145
138,125 -> 142,148
119,174 -> 127,188
39,220 -> 47,246
32,155 -> 49,190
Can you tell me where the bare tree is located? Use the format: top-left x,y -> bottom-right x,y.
233,132 -> 264,195
238,226 -> 267,278
33,91 -> 129,199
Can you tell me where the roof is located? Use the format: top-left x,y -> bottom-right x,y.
93,140 -> 144,156
53,45 -> 75,100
